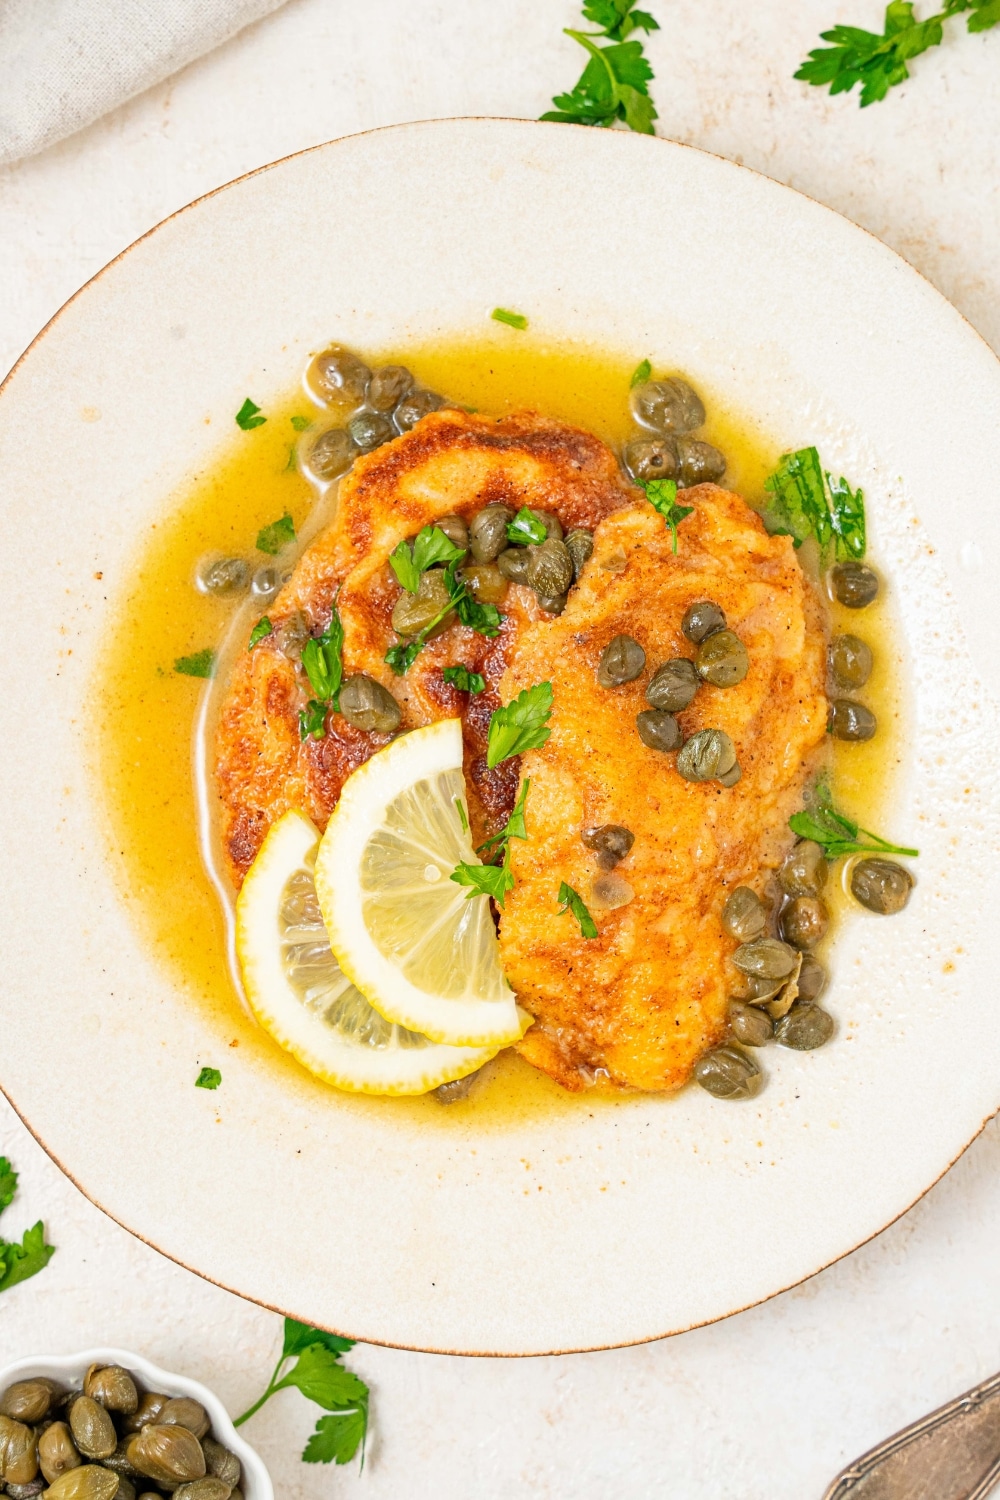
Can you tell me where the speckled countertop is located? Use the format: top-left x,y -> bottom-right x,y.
2,3 -> 999,1496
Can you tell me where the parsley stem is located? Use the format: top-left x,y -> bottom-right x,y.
233,1353 -> 287,1427
565,29 -> 622,106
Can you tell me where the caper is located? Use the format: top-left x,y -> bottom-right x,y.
128,1426 -> 205,1485
597,634 -> 645,687
393,388 -> 444,431
695,629 -> 748,687
434,1071 -> 482,1104
197,557 -> 250,595
729,1000 -> 774,1047
830,561 -> 880,608
251,566 -> 279,598
68,1399 -> 116,1463
83,1367 -> 137,1416
731,937 -> 798,980
780,896 -> 829,950
460,561 -> 507,604
630,377 -> 705,435
1,1381 -> 61,1424
435,513 -> 469,551
591,872 -> 634,909
537,592 -> 567,614
636,709 -> 682,752
525,508 -> 563,542
850,857 -> 913,914
693,1045 -> 762,1100
775,1001 -> 835,1050
390,568 -> 453,635
681,600 -> 726,644
44,1468 -> 120,1500
115,1482 -> 136,1500
564,529 -> 594,579
829,699 -> 877,741
497,547 -> 530,583
6,1480 -> 46,1498
829,634 -> 873,689
0,1416 -> 38,1484
122,1394 -> 169,1434
676,436 -> 726,486
310,346 -> 371,405
367,365 -> 414,412
526,538 -> 573,597
347,410 -> 394,453
797,953 -> 827,1002
778,840 -> 828,897
38,1423 -> 81,1485
172,1480 -> 232,1500
102,1440 -> 141,1479
721,886 -> 766,942
201,1439 -> 241,1489
742,974 -> 785,1004
717,760 -> 742,787
275,609 -> 310,660
765,953 -> 802,1020
676,729 -> 737,782
469,506 -> 514,562
306,427 -> 355,481
338,675 -> 401,734
645,658 -> 699,712
582,824 -> 635,869
622,438 -> 680,485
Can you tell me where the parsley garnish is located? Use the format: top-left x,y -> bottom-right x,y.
491,308 -> 529,330
235,1318 -> 369,1469
642,479 -> 694,554
249,616 -> 273,649
797,0 -> 999,107
299,701 -> 329,740
763,448 -> 866,561
290,414 -> 313,431
630,358 -> 652,387
299,607 -> 344,739
0,1156 -> 56,1297
195,1066 -> 221,1090
451,779 -> 530,909
789,793 -> 918,860
557,881 -> 599,939
0,1159 -> 15,1213
385,562 -> 502,677
256,512 -> 296,555
507,507 -> 549,546
385,640 -> 425,677
486,682 -> 554,768
541,0 -> 659,134
236,397 -> 267,430
174,649 -> 216,678
443,664 -> 486,694
389,526 -> 467,593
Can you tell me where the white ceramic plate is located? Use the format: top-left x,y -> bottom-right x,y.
2,119 -> 1000,1357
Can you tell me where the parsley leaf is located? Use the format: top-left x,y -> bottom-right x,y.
763,448 -> 866,561
297,701 -> 326,740
631,358 -> 652,387
789,794 -> 918,860
195,1066 -> 221,1090
642,479 -> 694,553
452,780 -> 530,910
443,664 -> 486,694
385,562 -> 502,677
542,2 -> 659,134
385,641 -> 424,677
0,1158 -> 17,1213
557,881 -> 599,939
249,616 -> 273,649
301,607 -> 344,711
235,1319 -> 369,1469
491,308 -> 529,330
486,682 -> 554,768
275,1345 -> 367,1409
390,526 -> 466,593
0,1222 -> 56,1294
236,397 -> 267,430
174,649 -> 216,678
256,512 -> 296,555
290,414 -> 313,432
507,507 -> 549,546
284,1318 -> 355,1358
304,1407 -> 369,1467
454,796 -> 469,833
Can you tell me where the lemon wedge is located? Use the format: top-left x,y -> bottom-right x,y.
314,719 -> 524,1048
235,809 -> 499,1094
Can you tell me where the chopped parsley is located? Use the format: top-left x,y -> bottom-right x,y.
507,507 -> 549,546
236,397 -> 267,430
763,448 -> 866,561
630,358 -> 652,387
174,649 -> 216,678
557,881 -> 599,939
195,1066 -> 221,1090
486,682 -> 553,768
290,414 -> 313,431
389,525 -> 467,593
0,1156 -> 55,1298
385,561 -> 502,677
249,616 -> 273,649
235,1318 -> 369,1469
299,701 -> 329,740
443,664 -> 486,694
642,479 -> 694,554
451,779 -> 531,909
541,0 -> 659,134
790,795 -> 918,860
491,308 -> 529,330
454,796 -> 469,833
256,512 -> 296,555
299,606 -> 344,739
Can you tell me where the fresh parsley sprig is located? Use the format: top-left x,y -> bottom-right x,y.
542,0 -> 659,133
234,1318 -> 369,1469
557,881 -> 599,939
642,479 -> 694,554
797,0 -> 999,107
451,780 -> 531,909
0,1156 -> 55,1297
385,562 -> 502,677
299,606 -> 345,741
389,526 -> 467,593
763,448 -> 866,561
486,682 -> 554,768
790,795 -> 918,860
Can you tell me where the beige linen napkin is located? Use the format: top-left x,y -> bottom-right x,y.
0,0 -> 290,165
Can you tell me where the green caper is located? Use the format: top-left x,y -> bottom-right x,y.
127,1426 -> 205,1485
38,1423 -> 81,1485
201,1438 -> 241,1489
102,1439 -> 140,1480
780,896 -> 829,949
83,1367 -> 137,1416
681,600 -> 726,644
197,557 -> 250,595
721,886 -> 766,942
732,937 -> 798,980
0,1415 -> 38,1484
44,1467 -> 120,1500
339,675 -> 401,734
830,561 -> 880,608
622,438 -> 679,485
676,436 -> 726,486
390,568 -> 453,635
435,513 -> 469,551
582,824 -> 635,868
460,561 -> 507,604
497,547 -> 530,583
718,761 -> 742,787
742,974 -> 784,1004
630,377 -> 705,435
172,1479 -> 232,1500
676,729 -> 737,782
469,506 -> 514,562
69,1399 -> 116,1462
829,634 -> 873,689
1,1380 -> 62,1424
537,592 -> 567,614
116,1482 -> 137,1500
367,365 -> 414,412
635,709 -> 682,752
775,1002 -> 835,1050
6,1478 -> 47,1499
729,1000 -> 774,1047
797,953 -> 827,1002
778,840 -> 828,897
275,610 -> 310,660
646,658 -> 699,712
597,634 -> 646,687
434,1071 -> 482,1104
829,699 -> 877,741
526,538 -> 573,597
693,1044 -> 762,1100
310,346 -> 371,405
347,410 -> 394,452
393,388 -> 444,431
306,427 -> 355,480
122,1394 -> 169,1434
564,528 -> 594,579
850,858 -> 913,914
695,629 -> 748,687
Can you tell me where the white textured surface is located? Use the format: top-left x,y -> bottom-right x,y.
1,3 -> 1000,1497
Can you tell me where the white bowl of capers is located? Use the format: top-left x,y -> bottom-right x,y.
0,1350 -> 272,1500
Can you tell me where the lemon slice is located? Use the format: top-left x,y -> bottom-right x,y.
236,809 -> 498,1094
314,719 -> 524,1048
